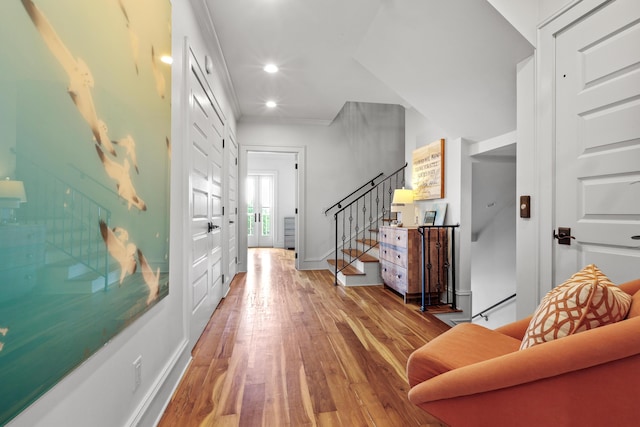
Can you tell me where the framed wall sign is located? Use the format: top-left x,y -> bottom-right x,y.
412,139 -> 445,200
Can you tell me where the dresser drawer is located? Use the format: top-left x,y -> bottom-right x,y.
0,264 -> 38,302
379,227 -> 408,248
381,262 -> 407,294
0,245 -> 45,270
1,264 -> 38,286
0,225 -> 45,249
379,243 -> 408,268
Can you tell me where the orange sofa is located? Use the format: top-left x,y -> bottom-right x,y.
406,278 -> 640,427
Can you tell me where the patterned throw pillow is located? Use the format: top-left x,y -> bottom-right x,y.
520,264 -> 632,350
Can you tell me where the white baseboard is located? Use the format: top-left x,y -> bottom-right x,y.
126,338 -> 192,427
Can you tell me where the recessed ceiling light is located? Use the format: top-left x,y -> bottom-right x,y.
263,64 -> 279,73
160,55 -> 173,65
266,101 -> 277,108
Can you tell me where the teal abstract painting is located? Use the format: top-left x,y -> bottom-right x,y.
0,0 -> 172,423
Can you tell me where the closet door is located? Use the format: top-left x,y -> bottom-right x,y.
225,133 -> 238,292
554,0 -> 640,284
187,50 -> 224,347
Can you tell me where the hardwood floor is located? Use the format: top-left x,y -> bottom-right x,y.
159,248 -> 450,427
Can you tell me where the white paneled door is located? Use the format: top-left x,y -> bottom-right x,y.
225,134 -> 238,292
247,174 -> 274,248
554,0 -> 640,285
188,51 -> 224,347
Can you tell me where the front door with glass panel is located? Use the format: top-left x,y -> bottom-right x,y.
247,174 -> 274,247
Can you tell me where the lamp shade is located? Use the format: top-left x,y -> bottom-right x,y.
392,188 -> 414,204
0,180 -> 27,208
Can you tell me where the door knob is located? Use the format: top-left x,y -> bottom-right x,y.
207,222 -> 214,233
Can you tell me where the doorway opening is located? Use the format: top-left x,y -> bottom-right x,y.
470,141 -> 517,328
240,146 -> 304,271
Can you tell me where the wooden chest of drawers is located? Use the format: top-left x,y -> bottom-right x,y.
379,226 -> 447,303
0,224 -> 46,301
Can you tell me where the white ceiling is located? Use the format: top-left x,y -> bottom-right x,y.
204,0 -> 533,140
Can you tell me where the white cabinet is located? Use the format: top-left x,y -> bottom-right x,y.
284,217 -> 295,249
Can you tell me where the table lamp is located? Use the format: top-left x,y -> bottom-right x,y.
0,178 -> 27,224
391,188 -> 415,225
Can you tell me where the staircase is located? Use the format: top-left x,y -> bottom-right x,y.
325,164 -> 406,287
325,168 -> 460,316
20,165 -> 120,294
38,240 -> 120,294
327,239 -> 383,286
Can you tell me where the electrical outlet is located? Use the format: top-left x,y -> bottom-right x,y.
133,355 -> 142,392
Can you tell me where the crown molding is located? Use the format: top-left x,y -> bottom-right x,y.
188,0 -> 242,120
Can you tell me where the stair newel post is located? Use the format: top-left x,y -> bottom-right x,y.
354,200 -> 359,263
367,190 -> 373,252
334,212 -> 339,286
451,226 -> 457,310
360,202 -> 363,256
375,186 -> 380,236
348,204 -> 353,262
104,211 -> 111,291
436,229 -> 442,298
419,227 -> 426,311
426,228 -> 433,306
70,189 -> 75,253
359,199 -> 363,256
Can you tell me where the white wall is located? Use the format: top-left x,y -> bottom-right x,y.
247,152 -> 296,248
446,137 -> 473,322
516,55 -> 539,318
471,161 -> 517,328
404,109 -> 472,322
7,1 -> 237,426
487,0 -> 538,47
487,0 -> 575,48
356,0 -> 532,142
405,108 -> 458,222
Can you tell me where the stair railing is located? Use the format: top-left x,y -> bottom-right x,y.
472,294 -> 517,321
332,163 -> 408,285
418,225 -> 459,311
324,171 -> 384,215
21,164 -> 112,291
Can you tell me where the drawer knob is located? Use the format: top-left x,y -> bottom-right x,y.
396,254 -> 401,259
396,274 -> 402,279
397,236 -> 401,240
